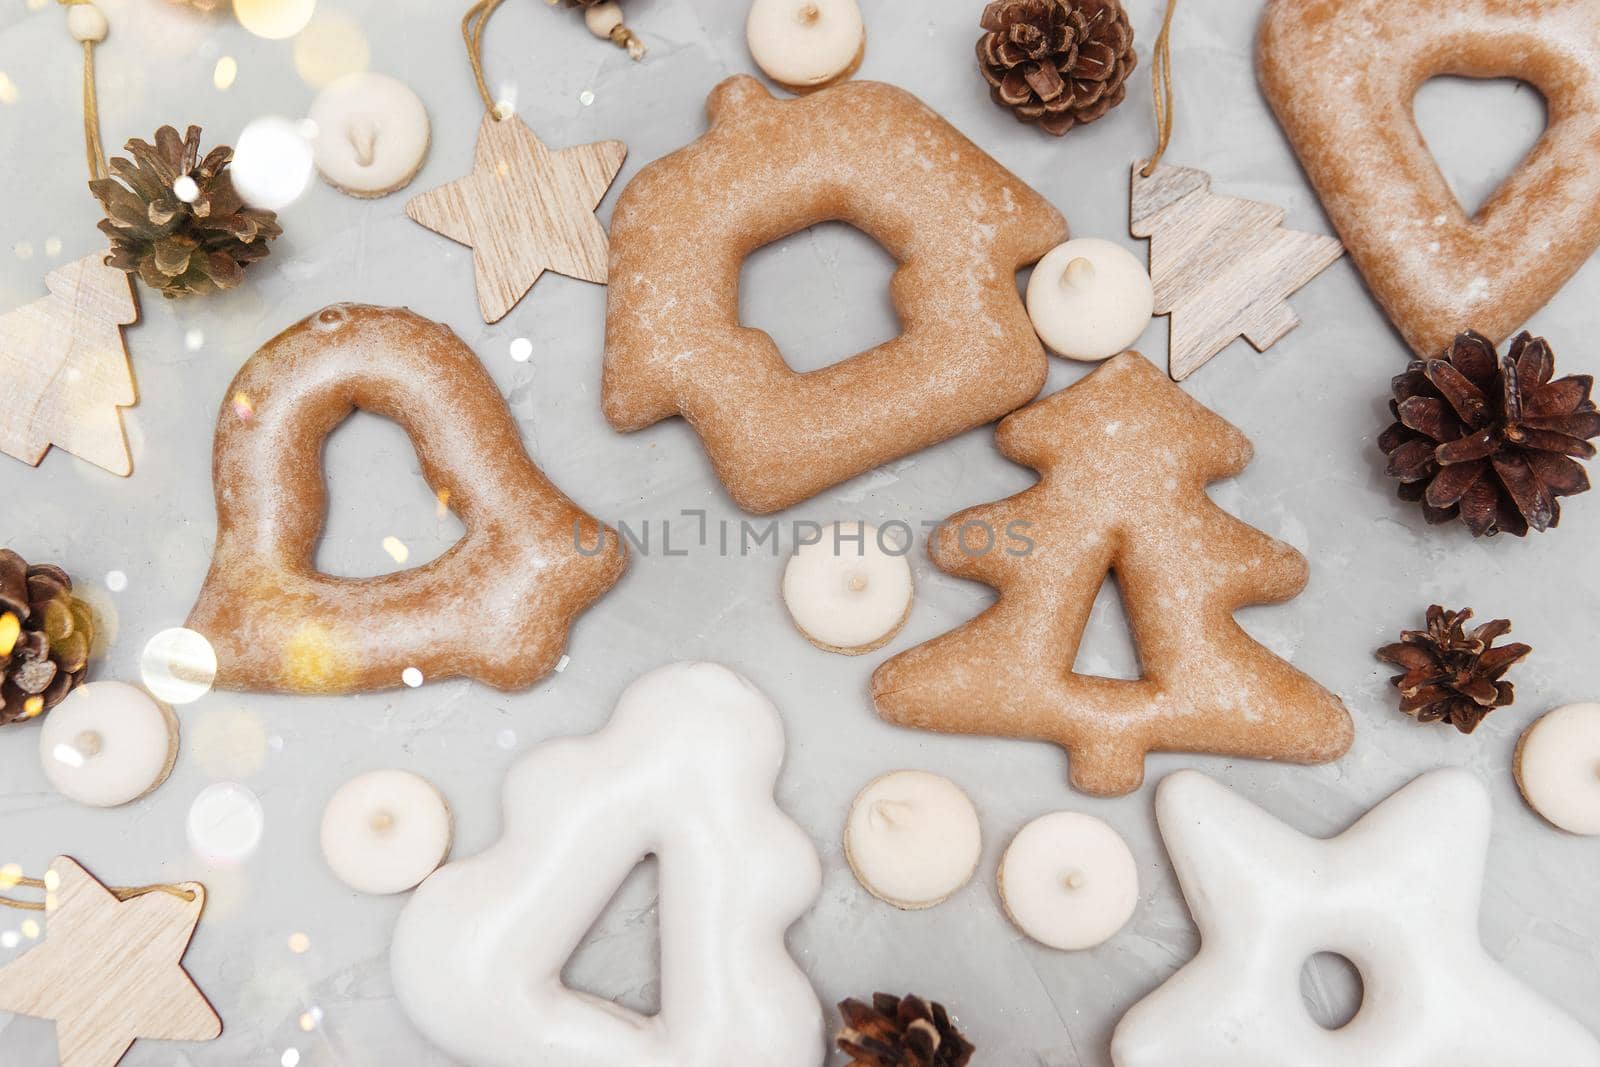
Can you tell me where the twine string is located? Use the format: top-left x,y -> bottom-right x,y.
58,0 -> 107,181
1140,0 -> 1178,177
463,0 -> 508,119
0,874 -> 196,913
80,41 -> 105,180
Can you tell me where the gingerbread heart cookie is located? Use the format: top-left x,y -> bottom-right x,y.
1258,0 -> 1600,357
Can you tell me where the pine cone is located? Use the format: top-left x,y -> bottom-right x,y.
1376,605 -> 1530,734
1379,330 -> 1600,537
837,994 -> 975,1067
0,550 -> 94,726
977,0 -> 1136,136
90,125 -> 282,299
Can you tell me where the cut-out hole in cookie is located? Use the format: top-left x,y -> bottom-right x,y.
314,411 -> 466,579
738,221 -> 901,374
1300,951 -> 1364,1031
560,856 -> 662,1016
1070,573 -> 1142,682
1414,77 -> 1548,219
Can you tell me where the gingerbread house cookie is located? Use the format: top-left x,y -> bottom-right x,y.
602,75 -> 1067,514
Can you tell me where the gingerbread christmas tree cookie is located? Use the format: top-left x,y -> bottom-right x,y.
870,352 -> 1351,796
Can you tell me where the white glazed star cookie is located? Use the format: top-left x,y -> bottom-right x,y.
1112,769 -> 1600,1066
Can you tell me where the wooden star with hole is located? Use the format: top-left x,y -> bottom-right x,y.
406,113 -> 627,323
0,857 -> 220,1067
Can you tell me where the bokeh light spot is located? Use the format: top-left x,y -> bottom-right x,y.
382,536 -> 409,564
234,0 -> 316,40
213,56 -> 238,91
292,12 -> 370,87
187,782 -> 265,863
141,627 -> 218,704
231,117 -> 315,211
191,706 -> 269,780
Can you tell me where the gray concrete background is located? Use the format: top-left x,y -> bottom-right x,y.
1,0 -> 1597,1063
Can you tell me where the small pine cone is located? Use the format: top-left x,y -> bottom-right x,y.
1379,330 -> 1600,537
977,0 -> 1137,136
837,993 -> 975,1067
91,125 -> 282,299
1376,605 -> 1531,734
0,550 -> 94,726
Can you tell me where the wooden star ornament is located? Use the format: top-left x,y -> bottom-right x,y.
406,113 -> 626,323
0,857 -> 220,1067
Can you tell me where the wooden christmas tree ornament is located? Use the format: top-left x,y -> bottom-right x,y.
1131,162 -> 1343,381
0,857 -> 220,1067
0,2 -> 139,476
1129,0 -> 1341,381
0,255 -> 136,475
406,0 -> 626,323
870,352 -> 1352,796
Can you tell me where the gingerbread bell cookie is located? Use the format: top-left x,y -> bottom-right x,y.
187,305 -> 626,694
1258,0 -> 1600,358
602,75 -> 1067,514
870,352 -> 1352,796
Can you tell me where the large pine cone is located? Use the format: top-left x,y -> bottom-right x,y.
977,0 -> 1136,136
91,125 -> 282,299
0,550 -> 94,725
1379,330 -> 1600,536
837,993 -> 975,1067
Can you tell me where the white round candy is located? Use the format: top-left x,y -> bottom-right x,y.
1025,237 -> 1154,362
321,770 -> 451,894
1516,703 -> 1600,835
999,811 -> 1138,951
782,522 -> 912,654
39,681 -> 177,808
309,72 -> 431,198
746,0 -> 865,91
845,771 -> 981,909
66,4 -> 108,43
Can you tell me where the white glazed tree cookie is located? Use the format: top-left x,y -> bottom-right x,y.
390,661 -> 824,1067
1111,769 -> 1600,1067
